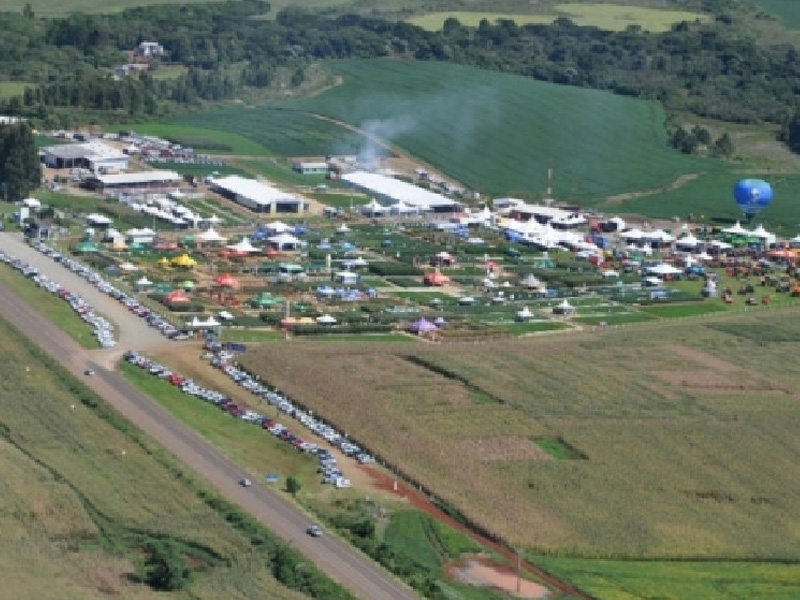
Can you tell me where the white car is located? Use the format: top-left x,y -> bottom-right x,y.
239,478 -> 252,488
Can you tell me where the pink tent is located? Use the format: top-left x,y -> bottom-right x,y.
212,273 -> 241,288
408,318 -> 438,334
164,290 -> 190,305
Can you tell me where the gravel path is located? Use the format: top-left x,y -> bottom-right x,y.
0,233 -> 419,600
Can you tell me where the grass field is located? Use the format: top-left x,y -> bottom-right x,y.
0,315 -> 335,600
279,59 -> 712,199
239,307 -> 800,572
408,4 -> 708,33
109,122 -> 272,156
752,0 -> 800,29
534,556 -> 800,600
0,81 -> 30,99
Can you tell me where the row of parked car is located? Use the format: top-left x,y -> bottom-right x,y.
31,242 -> 188,341
123,347 -> 375,488
0,248 -> 116,348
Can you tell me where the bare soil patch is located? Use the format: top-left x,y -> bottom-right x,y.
446,556 -> 550,599
604,172 -> 701,205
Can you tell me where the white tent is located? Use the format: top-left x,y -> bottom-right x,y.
119,261 -> 139,271
520,274 -> 543,289
226,237 -> 260,253
200,316 -> 221,328
22,197 -> 41,208
201,214 -> 223,225
335,223 -> 351,234
646,229 -> 675,243
553,299 -> 575,315
134,276 -> 152,291
620,228 -> 645,240
675,233 -> 700,249
709,240 -> 733,250
267,232 -> 301,250
264,221 -> 291,234
360,199 -> 390,216
217,310 -> 235,321
722,221 -> 749,235
343,256 -> 369,269
515,306 -> 533,321
316,314 -> 337,325
750,224 -> 776,245
646,263 -> 682,276
198,227 -> 228,243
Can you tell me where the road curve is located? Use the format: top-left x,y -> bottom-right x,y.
0,234 -> 419,600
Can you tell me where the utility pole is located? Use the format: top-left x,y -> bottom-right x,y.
516,548 -> 521,594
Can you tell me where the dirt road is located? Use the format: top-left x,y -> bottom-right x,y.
0,233 -> 419,600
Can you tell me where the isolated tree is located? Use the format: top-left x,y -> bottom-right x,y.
285,476 -> 301,497
144,540 -> 192,591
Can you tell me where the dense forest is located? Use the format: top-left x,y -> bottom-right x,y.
0,121 -> 41,201
0,0 -> 798,140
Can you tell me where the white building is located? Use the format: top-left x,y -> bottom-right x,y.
209,175 -> 305,214
42,141 -> 129,173
340,171 -> 461,213
136,41 -> 164,57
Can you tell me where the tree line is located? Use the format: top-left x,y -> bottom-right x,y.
0,0 -> 798,149
0,122 -> 40,201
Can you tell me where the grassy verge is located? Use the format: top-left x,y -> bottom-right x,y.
0,264 -> 100,349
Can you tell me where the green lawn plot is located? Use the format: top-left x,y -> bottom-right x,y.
280,59 -> 712,200
147,160 -> 249,178
309,192 -> 369,210
0,265 -> 100,349
148,64 -> 188,81
533,556 -> 800,600
639,302 -> 728,319
110,122 -> 271,156
498,320 -> 570,335
218,328 -> 285,343
0,316 -> 338,600
407,4 -> 707,33
0,81 -> 29,99
572,311 -> 655,326
36,190 -> 160,229
752,0 -> 800,29
603,169 -> 800,235
296,333 -> 418,342
161,108 -> 369,158
120,362 -> 324,492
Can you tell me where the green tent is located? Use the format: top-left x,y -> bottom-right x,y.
74,241 -> 99,253
153,282 -> 173,294
180,235 -> 196,245
249,292 -> 285,308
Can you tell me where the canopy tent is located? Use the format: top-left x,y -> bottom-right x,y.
181,280 -> 195,290
424,270 -> 451,286
749,224 -> 776,245
722,221 -> 750,236
134,276 -> 153,291
408,318 -> 437,334
157,257 -> 171,268
645,229 -> 675,244
360,199 -> 390,216
267,232 -> 302,250
262,221 -> 291,234
153,241 -> 179,251
197,227 -> 228,243
218,310 -> 235,321
335,223 -> 351,234
21,197 -> 41,208
675,233 -> 700,249
433,316 -> 447,326
171,253 -> 197,268
342,256 -> 369,270
316,285 -> 336,298
709,240 -> 733,250
249,292 -> 284,308
187,315 -> 221,329
552,299 -> 575,315
226,237 -> 260,254
645,263 -> 682,276
516,306 -> 534,321
315,314 -> 337,325
118,261 -> 139,272
73,241 -> 99,253
390,201 -> 419,215
180,235 -> 196,245
520,274 -> 544,289
212,273 -> 240,288
163,290 -> 191,305
200,214 -> 223,225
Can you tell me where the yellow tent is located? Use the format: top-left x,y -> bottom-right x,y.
171,254 -> 197,268
157,257 -> 171,268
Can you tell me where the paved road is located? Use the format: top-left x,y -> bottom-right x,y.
0,233 -> 419,600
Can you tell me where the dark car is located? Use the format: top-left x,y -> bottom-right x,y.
306,525 -> 323,538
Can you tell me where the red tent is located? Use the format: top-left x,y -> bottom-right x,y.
164,290 -> 190,305
424,270 -> 451,286
212,273 -> 241,288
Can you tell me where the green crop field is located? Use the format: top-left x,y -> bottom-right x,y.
109,122 -> 272,156
534,556 -> 800,600
240,307 -> 800,581
0,315 -> 336,600
752,0 -> 800,29
278,59 -> 712,199
408,4 -> 708,33
151,108 -> 369,158
604,170 -> 800,235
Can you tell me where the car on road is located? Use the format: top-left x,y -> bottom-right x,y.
239,478 -> 252,487
306,525 -> 323,538
84,369 -> 95,376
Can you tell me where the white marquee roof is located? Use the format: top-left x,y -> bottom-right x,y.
211,175 -> 300,207
341,171 -> 461,210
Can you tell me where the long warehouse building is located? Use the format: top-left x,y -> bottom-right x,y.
340,171 -> 462,214
209,175 -> 306,214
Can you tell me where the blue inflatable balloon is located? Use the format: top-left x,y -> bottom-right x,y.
733,179 -> 773,217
